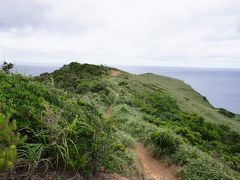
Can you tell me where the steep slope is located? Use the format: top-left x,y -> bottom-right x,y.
0,70 -> 137,179
36,63 -> 240,179
1,62 -> 239,179
139,73 -> 240,131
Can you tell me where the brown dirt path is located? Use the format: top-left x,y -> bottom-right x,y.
104,83 -> 178,180
111,69 -> 121,77
135,144 -> 179,180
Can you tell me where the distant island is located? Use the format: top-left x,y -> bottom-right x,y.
0,62 -> 239,179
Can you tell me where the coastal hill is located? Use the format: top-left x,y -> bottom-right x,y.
0,62 -> 239,179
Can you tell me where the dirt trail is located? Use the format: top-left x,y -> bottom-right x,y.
111,69 -> 121,77
104,84 -> 178,180
136,144 -> 179,180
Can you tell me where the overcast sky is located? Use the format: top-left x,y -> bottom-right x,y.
1,0 -> 240,68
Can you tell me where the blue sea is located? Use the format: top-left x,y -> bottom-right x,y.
12,64 -> 240,114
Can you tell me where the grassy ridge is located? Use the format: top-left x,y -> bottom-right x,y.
0,62 -> 240,179
139,73 -> 240,131
0,70 -> 136,179
108,72 -> 240,179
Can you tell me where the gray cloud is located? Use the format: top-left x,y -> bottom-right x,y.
0,0 -> 240,68
0,0 -> 48,30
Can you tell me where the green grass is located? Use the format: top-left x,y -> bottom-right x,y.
1,62 -> 239,179
0,70 -> 137,178
138,73 -> 240,131
107,70 -> 240,179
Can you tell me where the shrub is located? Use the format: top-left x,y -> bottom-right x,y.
0,114 -> 25,171
218,108 -> 235,118
175,127 -> 202,145
36,62 -> 110,94
180,157 -> 234,180
180,113 -> 221,141
0,72 -> 138,177
1,62 -> 14,74
133,92 -> 179,117
149,130 -> 181,156
172,145 -> 203,165
173,145 -> 236,179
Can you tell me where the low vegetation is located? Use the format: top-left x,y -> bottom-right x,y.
1,62 -> 239,179
0,69 -> 136,179
218,108 -> 236,118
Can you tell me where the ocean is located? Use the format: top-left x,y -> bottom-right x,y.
12,64 -> 240,114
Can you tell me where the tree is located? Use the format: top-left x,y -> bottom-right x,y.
1,61 -> 14,74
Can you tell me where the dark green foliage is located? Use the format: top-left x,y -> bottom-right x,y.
1,62 -> 14,74
77,79 -> 110,95
145,126 -> 237,179
175,127 -> 202,145
1,62 -> 239,179
133,91 -> 179,118
172,145 -> 236,180
36,62 -> 110,94
143,111 -> 240,172
118,81 -> 128,86
150,130 -> 181,155
202,96 -> 210,104
179,113 -> 221,141
0,72 -> 136,177
35,63 -> 113,106
218,108 -> 235,118
124,78 -> 240,176
179,157 -> 234,180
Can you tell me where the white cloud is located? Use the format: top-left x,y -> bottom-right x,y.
0,0 -> 240,68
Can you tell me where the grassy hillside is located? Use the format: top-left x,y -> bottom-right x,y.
139,73 -> 240,131
0,69 -> 136,179
1,62 -> 240,179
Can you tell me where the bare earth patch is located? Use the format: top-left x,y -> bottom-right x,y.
104,83 -> 179,180
111,69 -> 121,77
135,144 -> 179,180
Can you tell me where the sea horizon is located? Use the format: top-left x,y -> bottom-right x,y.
12,64 -> 240,114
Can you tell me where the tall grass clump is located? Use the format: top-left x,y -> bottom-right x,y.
147,130 -> 182,156
146,131 -> 237,179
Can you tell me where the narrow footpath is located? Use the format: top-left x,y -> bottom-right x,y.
103,69 -> 179,180
135,144 -> 179,180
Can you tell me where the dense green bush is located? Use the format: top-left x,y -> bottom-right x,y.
0,114 -> 25,170
1,62 -> 239,179
133,92 -> 179,117
0,72 -> 137,178
174,127 -> 202,145
141,109 -> 240,172
218,108 -> 235,118
149,130 -> 181,156
172,145 -> 202,166
1,62 -> 14,74
119,77 -> 240,178
179,157 -> 234,180
172,145 -> 235,179
36,63 -> 110,94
